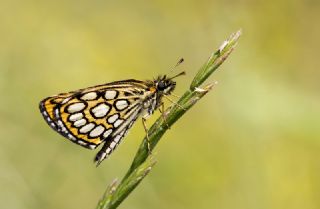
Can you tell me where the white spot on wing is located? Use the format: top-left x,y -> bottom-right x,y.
79,123 -> 95,133
107,114 -> 119,124
68,134 -> 76,141
129,121 -> 134,128
55,108 -> 60,117
78,140 -> 87,146
114,119 -> 123,128
69,113 -> 83,121
81,92 -> 97,100
74,118 -> 86,127
105,90 -> 117,100
120,130 -> 125,136
115,100 -> 129,110
114,135 -> 121,143
91,103 -> 110,118
100,152 -> 107,160
89,125 -> 105,137
103,129 -> 113,138
110,142 -> 116,149
67,103 -> 86,113
62,97 -> 71,104
57,120 -> 67,133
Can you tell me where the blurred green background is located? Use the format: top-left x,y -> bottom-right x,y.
1,0 -> 320,209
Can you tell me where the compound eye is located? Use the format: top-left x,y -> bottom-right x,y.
157,81 -> 166,91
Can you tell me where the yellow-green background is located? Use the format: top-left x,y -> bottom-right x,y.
1,0 -> 319,209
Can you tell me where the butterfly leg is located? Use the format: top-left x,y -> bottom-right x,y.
159,102 -> 170,129
163,95 -> 186,111
142,117 -> 151,155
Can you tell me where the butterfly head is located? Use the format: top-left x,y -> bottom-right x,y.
155,72 -> 185,95
155,76 -> 176,95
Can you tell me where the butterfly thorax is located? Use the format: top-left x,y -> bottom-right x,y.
142,75 -> 176,117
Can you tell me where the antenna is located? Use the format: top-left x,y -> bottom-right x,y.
170,58 -> 184,73
169,71 -> 186,80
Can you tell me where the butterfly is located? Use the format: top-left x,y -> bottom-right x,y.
39,64 -> 185,166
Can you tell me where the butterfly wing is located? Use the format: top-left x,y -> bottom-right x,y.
39,80 -> 150,162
